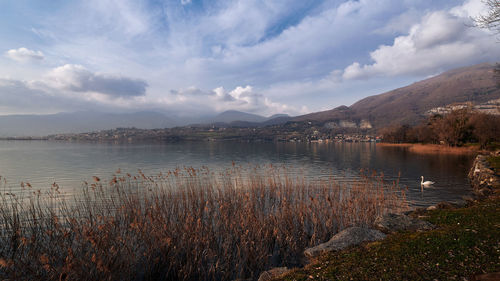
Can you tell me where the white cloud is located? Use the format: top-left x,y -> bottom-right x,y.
180,0 -> 191,5
41,64 -> 148,98
167,85 -> 301,116
340,0 -> 499,80
450,0 -> 488,18
5,47 -> 44,63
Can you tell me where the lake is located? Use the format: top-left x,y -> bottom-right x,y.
0,140 -> 475,207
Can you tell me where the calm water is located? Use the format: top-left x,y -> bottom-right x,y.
0,140 -> 474,207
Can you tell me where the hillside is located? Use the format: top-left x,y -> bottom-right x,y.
294,63 -> 500,128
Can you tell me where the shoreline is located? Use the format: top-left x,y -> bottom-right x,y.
376,142 -> 480,154
273,152 -> 500,281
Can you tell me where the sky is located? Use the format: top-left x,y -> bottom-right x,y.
0,0 -> 499,117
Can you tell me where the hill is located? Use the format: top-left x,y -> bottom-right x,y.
198,111 -> 291,127
294,63 -> 500,128
0,111 -> 174,137
209,110 -> 267,123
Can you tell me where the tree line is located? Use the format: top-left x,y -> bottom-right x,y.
381,109 -> 500,148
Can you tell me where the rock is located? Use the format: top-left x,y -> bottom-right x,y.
426,205 -> 437,211
435,201 -> 455,209
303,227 -> 385,259
453,199 -> 468,208
462,195 -> 475,203
375,213 -> 435,234
473,272 -> 500,280
468,154 -> 500,195
257,267 -> 290,281
473,187 -> 492,198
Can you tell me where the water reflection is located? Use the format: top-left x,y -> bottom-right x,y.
0,141 -> 474,207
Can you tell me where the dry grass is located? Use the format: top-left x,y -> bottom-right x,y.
377,143 -> 479,155
0,165 -> 408,281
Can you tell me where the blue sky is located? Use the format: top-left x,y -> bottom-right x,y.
0,0 -> 498,117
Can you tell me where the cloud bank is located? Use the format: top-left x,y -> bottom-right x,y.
341,0 -> 499,80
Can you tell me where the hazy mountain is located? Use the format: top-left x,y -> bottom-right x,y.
267,114 -> 290,119
260,115 -> 293,126
209,110 -> 268,123
0,111 -> 174,137
201,111 -> 292,127
294,63 -> 500,128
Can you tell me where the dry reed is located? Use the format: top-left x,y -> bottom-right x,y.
0,165 -> 408,281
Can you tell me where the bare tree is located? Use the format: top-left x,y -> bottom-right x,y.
473,1 -> 500,87
474,0 -> 500,34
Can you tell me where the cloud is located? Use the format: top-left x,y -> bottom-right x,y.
83,0 -> 152,37
3,0 -> 498,116
0,79 -> 88,115
180,0 -> 191,5
340,0 -> 500,80
166,85 -> 302,116
42,64 -> 148,98
5,47 -> 44,62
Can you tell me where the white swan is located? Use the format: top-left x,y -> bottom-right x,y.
421,176 -> 434,186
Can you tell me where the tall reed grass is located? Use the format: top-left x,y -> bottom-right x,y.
0,165 -> 408,281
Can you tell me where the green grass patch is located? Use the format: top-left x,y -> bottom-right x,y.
277,198 -> 500,281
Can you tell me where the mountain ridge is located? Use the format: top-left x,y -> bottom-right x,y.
293,62 -> 500,128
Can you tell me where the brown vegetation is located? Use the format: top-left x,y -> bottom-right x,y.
381,109 -> 500,149
0,166 -> 407,281
376,143 -> 479,155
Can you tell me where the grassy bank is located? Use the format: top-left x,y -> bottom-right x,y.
0,166 -> 407,281
276,197 -> 500,281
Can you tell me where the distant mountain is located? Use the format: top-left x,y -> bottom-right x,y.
294,63 -> 500,128
0,111 -> 174,137
210,110 -> 268,123
260,114 -> 293,126
202,110 -> 291,126
267,114 -> 289,119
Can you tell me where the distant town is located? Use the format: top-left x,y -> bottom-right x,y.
42,123 -> 379,143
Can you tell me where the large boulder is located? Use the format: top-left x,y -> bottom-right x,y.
303,227 -> 385,259
375,213 -> 435,234
257,267 -> 290,281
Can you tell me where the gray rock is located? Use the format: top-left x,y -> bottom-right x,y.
435,201 -> 456,209
303,227 -> 385,259
426,205 -> 437,211
375,213 -> 435,234
462,195 -> 475,203
468,154 -> 500,195
257,267 -> 290,281
453,199 -> 468,208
